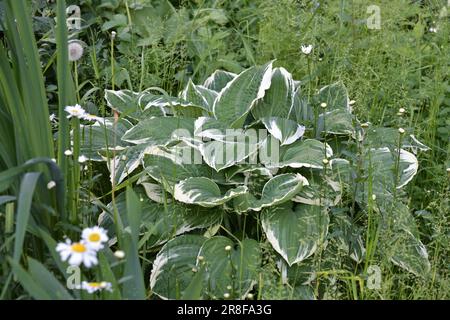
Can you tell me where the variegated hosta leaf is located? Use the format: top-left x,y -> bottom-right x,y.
140,93 -> 207,118
197,237 -> 261,299
105,89 -> 141,119
180,79 -> 217,113
203,69 -> 237,92
150,235 -> 207,300
288,87 -> 314,123
260,138 -> 333,169
213,61 -> 273,128
261,202 -> 329,266
174,177 -> 248,207
363,127 -> 430,153
387,229 -> 431,277
194,116 -> 229,141
143,153 -> 226,191
315,81 -> 350,112
332,212 -> 365,263
121,117 -> 195,145
234,173 -> 309,212
317,109 -> 355,136
251,67 -> 296,120
261,117 -> 305,146
199,134 -> 263,171
98,189 -> 222,248
107,144 -> 151,184
292,176 -> 342,206
366,147 -> 418,192
78,118 -> 133,161
137,175 -> 171,203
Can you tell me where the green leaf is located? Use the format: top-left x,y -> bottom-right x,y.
315,81 -> 350,112
317,109 -> 355,136
387,230 -> 430,277
198,237 -> 261,298
99,188 -> 222,248
364,127 -> 430,152
13,172 -> 40,263
180,79 -> 216,113
105,89 -> 141,119
203,70 -> 237,92
261,203 -> 329,266
213,61 -> 273,128
292,175 -> 342,206
261,117 -> 305,145
8,258 -> 52,300
260,138 -> 333,169
150,235 -> 207,299
174,177 -> 248,207
234,173 -> 308,212
252,67 -> 296,120
122,117 -> 195,145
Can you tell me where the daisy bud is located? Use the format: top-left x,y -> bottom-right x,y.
247,293 -> 254,299
224,245 -> 232,252
398,128 -> 405,135
114,250 -> 125,259
322,158 -> 329,165
226,285 -> 232,290
111,31 -> 117,39
47,181 -> 56,190
197,255 -> 204,261
78,155 -> 88,163
372,194 -> 377,201
191,267 -> 198,273
223,293 -> 230,299
51,158 -> 57,163
398,108 -> 405,114
64,149 -> 73,156
320,102 -> 327,108
121,155 -> 127,161
349,100 -> 356,105
361,122 -> 369,128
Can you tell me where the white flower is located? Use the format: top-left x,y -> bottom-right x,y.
301,44 -> 313,55
372,194 -> 377,201
320,102 -> 327,108
111,31 -> 117,39
78,155 -> 88,163
65,104 -> 86,119
64,149 -> 73,156
398,128 -> 405,134
68,40 -> 84,61
47,181 -> 56,190
56,239 -> 98,268
429,27 -> 437,33
81,226 -> 109,251
49,113 -> 57,122
114,250 -> 125,259
77,281 -> 112,294
83,114 -> 102,122
398,108 -> 405,114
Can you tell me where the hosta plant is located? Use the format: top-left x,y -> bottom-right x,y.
87,61 -> 430,299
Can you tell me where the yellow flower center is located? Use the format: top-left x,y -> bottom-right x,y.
88,282 -> 101,288
71,243 -> 86,253
88,233 -> 101,242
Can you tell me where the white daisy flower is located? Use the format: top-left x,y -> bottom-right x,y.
68,40 -> 84,61
83,114 -> 102,122
65,104 -> 86,119
301,44 -> 313,55
56,239 -> 98,268
78,155 -> 88,163
81,226 -> 109,251
77,281 -> 112,294
49,113 -> 57,122
64,149 -> 73,156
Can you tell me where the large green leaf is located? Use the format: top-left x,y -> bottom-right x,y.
261,117 -> 305,146
251,67 -> 296,120
203,69 -> 237,92
80,118 -> 133,161
317,109 -> 355,136
150,235 -> 207,300
261,203 -> 329,266
105,89 -> 141,119
121,117 -> 195,145
98,188 -> 222,248
292,176 -> 342,206
180,79 -> 216,113
233,173 -> 309,212
387,230 -> 430,277
314,81 -> 350,112
198,237 -> 261,298
260,138 -> 333,169
363,127 -> 430,152
174,177 -> 248,207
213,61 -> 273,128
